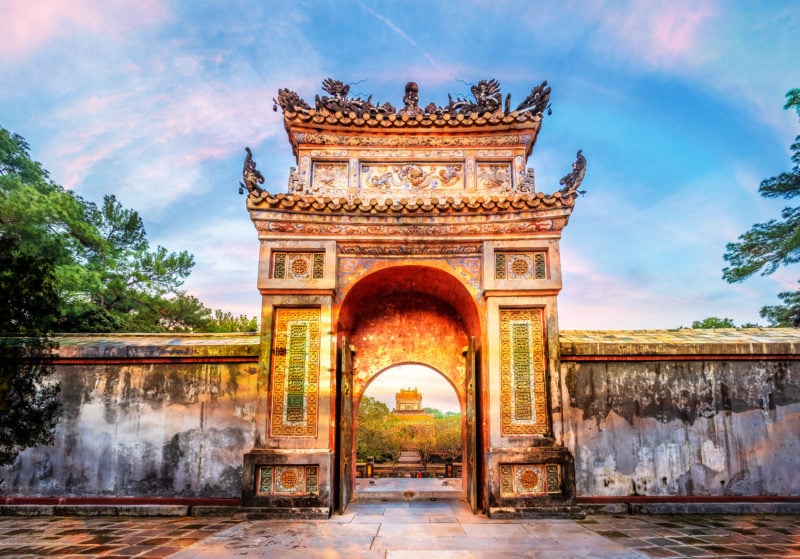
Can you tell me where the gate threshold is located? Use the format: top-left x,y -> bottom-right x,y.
354,478 -> 465,502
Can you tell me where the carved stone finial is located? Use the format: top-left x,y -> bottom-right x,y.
399,81 -> 422,116
240,147 -> 264,196
559,150 -> 587,196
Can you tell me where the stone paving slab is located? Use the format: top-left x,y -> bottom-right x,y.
1,502 -> 799,558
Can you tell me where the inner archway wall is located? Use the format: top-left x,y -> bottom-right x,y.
336,263 -> 480,407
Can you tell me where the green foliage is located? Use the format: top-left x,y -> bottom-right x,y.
356,397 -> 462,464
201,309 -> 259,333
723,90 -> 800,325
691,317 -> 736,328
0,209 -> 61,465
356,396 -> 397,462
760,287 -> 800,326
0,127 -> 255,333
433,414 -> 462,461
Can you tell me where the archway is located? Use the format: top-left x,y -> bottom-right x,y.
355,364 -> 464,497
336,265 -> 481,511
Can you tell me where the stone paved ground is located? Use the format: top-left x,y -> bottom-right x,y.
579,513 -> 800,558
0,502 -> 798,558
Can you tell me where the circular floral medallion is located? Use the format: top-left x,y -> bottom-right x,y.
280,469 -> 299,490
519,469 -> 539,490
288,255 -> 311,278
509,254 -> 532,278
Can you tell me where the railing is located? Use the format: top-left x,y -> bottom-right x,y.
356,462 -> 462,478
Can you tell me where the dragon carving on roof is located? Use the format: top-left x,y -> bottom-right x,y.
273,78 -> 552,118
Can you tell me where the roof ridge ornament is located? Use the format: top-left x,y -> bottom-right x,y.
515,81 -> 552,115
239,147 -> 264,197
559,150 -> 587,197
272,78 -> 553,119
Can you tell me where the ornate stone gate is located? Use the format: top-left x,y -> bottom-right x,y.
240,78 -> 586,517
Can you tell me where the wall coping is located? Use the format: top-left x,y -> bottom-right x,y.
37,328 -> 800,360
560,328 -> 800,358
50,333 -> 260,360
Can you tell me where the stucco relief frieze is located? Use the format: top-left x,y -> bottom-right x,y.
337,244 -> 482,256
295,133 -> 527,148
476,163 -> 512,191
310,162 -> 348,192
361,163 -> 464,191
257,218 -> 565,237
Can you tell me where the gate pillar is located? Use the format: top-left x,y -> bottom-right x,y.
241,243 -> 337,517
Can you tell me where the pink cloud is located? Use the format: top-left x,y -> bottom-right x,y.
0,0 -> 167,60
599,1 -> 718,69
47,81 -> 279,205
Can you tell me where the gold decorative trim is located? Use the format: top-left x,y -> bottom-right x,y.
499,463 -> 562,497
500,308 -> 548,435
256,465 -> 320,495
270,308 -> 320,437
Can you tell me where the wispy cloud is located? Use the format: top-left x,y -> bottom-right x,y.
356,1 -> 445,74
46,76 -> 279,212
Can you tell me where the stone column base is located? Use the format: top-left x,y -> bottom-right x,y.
242,449 -> 333,517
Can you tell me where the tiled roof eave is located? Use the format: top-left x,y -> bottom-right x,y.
245,192 -> 577,215
282,109 -> 542,131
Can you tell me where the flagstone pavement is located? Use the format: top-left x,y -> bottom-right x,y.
0,501 -> 798,558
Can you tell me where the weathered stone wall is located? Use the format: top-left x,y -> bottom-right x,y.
560,329 -> 800,498
0,335 -> 260,499
4,330 -> 800,501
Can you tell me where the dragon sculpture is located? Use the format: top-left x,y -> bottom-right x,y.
559,150 -> 587,197
240,147 -> 264,196
515,80 -> 551,115
272,78 -> 552,118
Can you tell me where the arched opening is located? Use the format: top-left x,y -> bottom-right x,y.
355,364 -> 464,498
335,265 -> 481,510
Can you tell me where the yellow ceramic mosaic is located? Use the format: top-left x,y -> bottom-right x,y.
270,308 -> 320,437
500,308 -> 548,435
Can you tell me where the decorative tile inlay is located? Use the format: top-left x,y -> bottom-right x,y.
500,308 -> 547,435
545,464 -> 561,494
256,465 -> 319,495
311,162 -> 349,192
257,466 -> 274,494
270,308 -> 320,437
272,252 -> 325,280
476,162 -> 512,191
499,464 -> 562,497
494,251 -> 548,280
305,465 -> 319,493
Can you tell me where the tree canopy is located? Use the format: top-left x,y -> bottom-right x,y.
356,396 -> 462,464
723,89 -> 800,326
0,127 -> 256,333
0,229 -> 61,465
691,317 -> 736,329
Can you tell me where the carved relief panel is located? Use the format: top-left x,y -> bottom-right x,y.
360,162 -> 464,192
310,162 -> 349,193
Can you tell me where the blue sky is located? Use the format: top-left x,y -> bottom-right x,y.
2,0 -> 799,330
